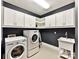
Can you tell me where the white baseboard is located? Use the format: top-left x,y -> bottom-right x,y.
42,42 -> 59,51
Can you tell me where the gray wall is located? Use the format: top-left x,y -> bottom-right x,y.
40,28 -> 75,47
2,28 -> 75,47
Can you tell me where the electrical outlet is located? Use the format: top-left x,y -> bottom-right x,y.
54,32 -> 56,34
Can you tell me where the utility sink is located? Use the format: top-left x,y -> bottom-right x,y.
58,37 -> 75,44
58,37 -> 75,59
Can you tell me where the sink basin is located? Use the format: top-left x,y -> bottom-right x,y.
58,37 -> 75,44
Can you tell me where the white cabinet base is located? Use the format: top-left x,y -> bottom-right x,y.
58,37 -> 75,59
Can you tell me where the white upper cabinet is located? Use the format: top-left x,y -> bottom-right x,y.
4,7 -> 15,26
24,14 -> 36,28
29,15 -> 36,28
64,8 -> 75,27
3,7 -> 36,28
50,15 -> 56,27
45,14 -> 56,27
44,8 -> 75,28
4,7 -> 25,27
55,12 -> 65,26
24,14 -> 30,28
15,11 -> 25,27
45,16 -> 51,27
3,7 -> 75,28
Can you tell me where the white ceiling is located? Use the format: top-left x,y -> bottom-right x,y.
4,0 -> 75,15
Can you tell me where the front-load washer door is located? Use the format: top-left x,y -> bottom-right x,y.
8,44 -> 25,59
31,34 -> 39,44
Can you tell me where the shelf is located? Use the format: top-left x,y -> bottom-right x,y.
60,54 -> 69,59
2,25 -> 75,29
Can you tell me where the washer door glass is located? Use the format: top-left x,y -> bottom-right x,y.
11,45 -> 24,58
32,34 -> 38,43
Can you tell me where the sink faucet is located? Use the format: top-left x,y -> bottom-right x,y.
65,32 -> 68,39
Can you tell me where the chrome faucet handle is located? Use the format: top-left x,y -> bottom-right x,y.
65,32 -> 67,35
65,32 -> 68,38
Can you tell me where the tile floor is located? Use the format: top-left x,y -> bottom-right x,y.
29,43 -> 59,59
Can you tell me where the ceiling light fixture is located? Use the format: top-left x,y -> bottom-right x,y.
33,0 -> 50,9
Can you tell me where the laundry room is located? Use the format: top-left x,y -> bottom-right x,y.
1,0 -> 78,59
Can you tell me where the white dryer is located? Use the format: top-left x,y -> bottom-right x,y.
5,36 -> 27,59
23,30 -> 40,58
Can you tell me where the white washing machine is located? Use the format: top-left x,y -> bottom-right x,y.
23,30 -> 40,58
5,36 -> 27,59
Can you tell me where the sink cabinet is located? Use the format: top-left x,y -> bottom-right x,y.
58,37 -> 75,59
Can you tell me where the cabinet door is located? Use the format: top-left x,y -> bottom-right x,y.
55,12 -> 65,26
2,6 -> 4,26
4,7 -> 15,26
29,16 -> 36,28
65,8 -> 75,27
50,15 -> 56,27
15,11 -> 25,27
45,16 -> 50,27
25,14 -> 30,28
